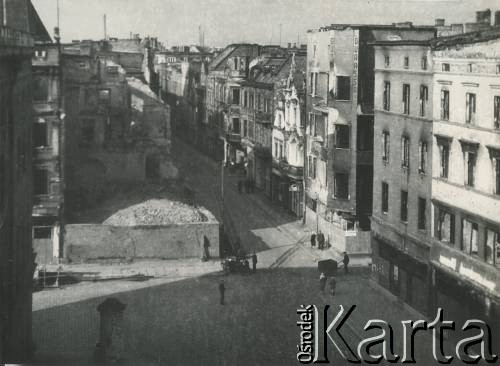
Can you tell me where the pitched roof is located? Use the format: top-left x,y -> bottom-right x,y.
29,0 -> 51,43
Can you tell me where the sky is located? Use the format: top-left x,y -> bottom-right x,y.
32,0 -> 499,47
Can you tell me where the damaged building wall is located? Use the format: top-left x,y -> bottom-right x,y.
64,222 -> 220,261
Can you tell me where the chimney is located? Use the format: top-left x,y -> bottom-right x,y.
451,23 -> 464,35
395,21 -> 413,28
495,11 -> 500,27
288,42 -> 291,48
476,9 -> 491,25
435,18 -> 445,27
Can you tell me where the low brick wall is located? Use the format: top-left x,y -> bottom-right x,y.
64,221 -> 220,263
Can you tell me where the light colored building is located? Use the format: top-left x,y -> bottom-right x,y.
271,52 -> 307,216
371,40 -> 435,315
429,29 -> 500,332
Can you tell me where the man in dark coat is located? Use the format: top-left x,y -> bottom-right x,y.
343,252 -> 350,274
219,280 -> 225,305
251,252 -> 257,273
310,233 -> 316,248
237,180 -> 243,193
318,231 -> 325,250
319,272 -> 327,293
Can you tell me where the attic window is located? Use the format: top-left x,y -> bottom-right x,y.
496,64 -> 500,74
442,63 -> 450,72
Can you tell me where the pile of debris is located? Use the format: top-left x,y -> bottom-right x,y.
103,199 -> 208,226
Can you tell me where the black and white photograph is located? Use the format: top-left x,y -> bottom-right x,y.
1,0 -> 499,364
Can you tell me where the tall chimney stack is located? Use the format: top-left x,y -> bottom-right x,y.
103,14 -> 107,40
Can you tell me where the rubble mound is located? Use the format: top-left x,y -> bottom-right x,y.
103,199 -> 208,226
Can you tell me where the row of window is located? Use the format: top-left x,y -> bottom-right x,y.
230,88 -> 272,113
381,182 -> 427,229
383,56 -> 500,75
382,82 -> 428,117
382,82 -> 500,129
230,117 -> 255,139
435,205 -> 500,268
383,55 -> 428,70
441,63 -> 500,74
437,138 -> 500,195
381,131 -> 428,173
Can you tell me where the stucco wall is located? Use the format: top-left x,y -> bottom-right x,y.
64,222 -> 220,262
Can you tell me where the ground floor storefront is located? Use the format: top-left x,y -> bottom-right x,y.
371,236 -> 430,315
271,172 -> 303,218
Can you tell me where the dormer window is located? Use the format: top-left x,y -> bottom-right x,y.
442,63 -> 450,72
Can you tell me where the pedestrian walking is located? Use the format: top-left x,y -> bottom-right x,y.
319,272 -> 327,293
252,252 -> 257,273
237,180 -> 243,193
310,232 -> 316,248
318,231 -> 325,250
203,236 -> 211,261
244,179 -> 250,193
329,277 -> 336,297
343,252 -> 350,274
219,280 -> 225,305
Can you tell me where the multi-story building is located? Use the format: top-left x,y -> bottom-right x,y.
158,58 -> 209,153
32,35 -> 65,265
305,23 -> 435,254
270,52 -> 307,216
205,44 -> 261,162
0,0 -> 48,362
429,29 -> 500,335
370,25 -> 500,339
371,40 -> 435,315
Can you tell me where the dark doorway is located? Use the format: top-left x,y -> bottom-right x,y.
146,155 -> 160,179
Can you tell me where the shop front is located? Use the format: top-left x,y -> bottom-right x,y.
372,235 -> 430,315
429,243 -> 500,352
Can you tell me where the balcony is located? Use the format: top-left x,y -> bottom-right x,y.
273,158 -> 304,179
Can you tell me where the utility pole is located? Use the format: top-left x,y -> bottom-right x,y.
56,0 -> 60,30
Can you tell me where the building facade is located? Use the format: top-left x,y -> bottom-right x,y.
0,0 -> 46,362
32,38 -> 65,265
205,44 -> 261,162
371,41 -> 435,315
270,52 -> 307,216
370,27 -> 500,341
429,30 -> 500,336
305,24 -> 435,254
